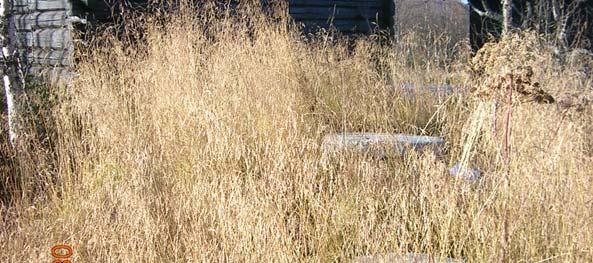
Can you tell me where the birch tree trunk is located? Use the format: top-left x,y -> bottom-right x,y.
556,0 -> 579,54
502,0 -> 516,34
0,0 -> 19,145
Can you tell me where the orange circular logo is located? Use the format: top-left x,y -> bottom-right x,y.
51,244 -> 73,262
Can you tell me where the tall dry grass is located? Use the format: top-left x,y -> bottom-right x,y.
1,4 -> 593,262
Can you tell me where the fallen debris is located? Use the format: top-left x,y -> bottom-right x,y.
354,252 -> 465,263
321,133 -> 445,160
449,163 -> 482,182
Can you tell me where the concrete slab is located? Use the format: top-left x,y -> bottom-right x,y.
321,133 -> 446,159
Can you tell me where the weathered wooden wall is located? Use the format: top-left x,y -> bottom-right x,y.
288,0 -> 387,34
81,0 -> 390,34
11,0 -> 75,80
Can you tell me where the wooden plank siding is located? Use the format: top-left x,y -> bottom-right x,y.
289,0 -> 387,34
14,11 -> 69,30
12,0 -> 70,13
10,0 -> 74,80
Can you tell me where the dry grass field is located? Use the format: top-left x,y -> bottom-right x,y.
1,3 -> 593,262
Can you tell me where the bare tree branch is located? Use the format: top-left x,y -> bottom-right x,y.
469,0 -> 503,21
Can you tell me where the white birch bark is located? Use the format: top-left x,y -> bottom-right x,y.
502,0 -> 515,34
549,0 -> 580,55
0,0 -> 19,145
556,13 -> 570,53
